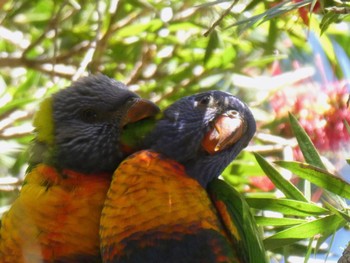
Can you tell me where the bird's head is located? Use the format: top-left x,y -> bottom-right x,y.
30,75 -> 159,174
147,90 -> 256,187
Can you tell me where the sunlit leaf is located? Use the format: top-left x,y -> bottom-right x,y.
320,12 -> 340,35
264,214 -> 345,250
276,161 -> 350,200
117,19 -> 163,37
255,216 -> 307,226
288,113 -> 325,169
204,30 -> 219,66
246,198 -> 328,217
253,153 -> 307,202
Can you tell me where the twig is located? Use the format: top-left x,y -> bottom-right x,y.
38,64 -> 75,79
22,1 -> 68,58
0,26 -> 29,49
45,41 -> 90,64
72,0 -> 103,80
153,70 -> 206,104
255,132 -> 297,147
124,45 -> 154,85
0,56 -> 75,78
153,66 -> 233,104
203,0 -> 238,37
0,111 -> 33,133
246,144 -> 286,153
326,6 -> 350,14
90,0 -> 120,73
0,130 -> 33,139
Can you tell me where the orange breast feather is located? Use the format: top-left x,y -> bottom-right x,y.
0,164 -> 110,263
100,151 -> 240,263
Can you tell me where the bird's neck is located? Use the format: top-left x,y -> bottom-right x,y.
28,139 -> 57,171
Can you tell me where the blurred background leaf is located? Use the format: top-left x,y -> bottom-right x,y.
1,0 -> 350,262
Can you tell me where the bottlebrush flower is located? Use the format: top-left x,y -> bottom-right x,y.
271,80 -> 350,153
293,0 -> 321,26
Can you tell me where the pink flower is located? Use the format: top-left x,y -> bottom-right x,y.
271,80 -> 350,153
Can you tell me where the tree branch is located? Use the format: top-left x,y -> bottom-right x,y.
72,0 -> 103,80
203,0 -> 238,37
22,1 -> 68,58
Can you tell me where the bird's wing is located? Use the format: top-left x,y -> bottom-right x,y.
207,178 -> 268,263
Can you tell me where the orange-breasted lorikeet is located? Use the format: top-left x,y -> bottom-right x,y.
100,91 -> 267,263
0,75 -> 159,263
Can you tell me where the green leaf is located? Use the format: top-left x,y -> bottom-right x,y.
117,19 -> 163,37
204,30 -> 219,64
223,151 -> 265,182
320,12 -> 340,35
230,0 -> 312,31
208,179 -> 268,263
288,113 -> 325,169
253,153 -> 307,202
344,120 -> 350,135
276,161 -> 350,200
246,54 -> 287,68
0,98 -> 36,117
168,22 -> 201,32
255,216 -> 307,226
323,201 -> 350,222
264,214 -> 345,250
246,198 -> 328,217
304,238 -> 314,263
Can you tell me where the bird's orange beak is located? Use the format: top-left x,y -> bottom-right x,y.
121,98 -> 160,127
202,110 -> 246,155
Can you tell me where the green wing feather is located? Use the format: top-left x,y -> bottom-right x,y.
207,178 -> 268,263
120,113 -> 161,149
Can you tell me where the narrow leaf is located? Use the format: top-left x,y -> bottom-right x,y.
320,12 -> 340,35
344,120 -> 350,135
204,31 -> 219,64
246,198 -> 328,217
276,161 -> 350,200
288,113 -> 325,169
255,216 -> 307,226
0,98 -> 36,117
253,153 -> 307,202
264,214 -> 345,250
304,238 -> 314,263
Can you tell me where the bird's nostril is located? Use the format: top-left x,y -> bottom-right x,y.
227,110 -> 239,118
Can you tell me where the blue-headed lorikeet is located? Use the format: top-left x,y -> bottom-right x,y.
0,75 -> 159,263
100,91 -> 267,263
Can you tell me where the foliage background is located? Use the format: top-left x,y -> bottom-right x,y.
1,0 -> 350,262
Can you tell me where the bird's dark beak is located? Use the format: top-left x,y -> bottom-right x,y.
121,98 -> 160,127
201,110 -> 247,155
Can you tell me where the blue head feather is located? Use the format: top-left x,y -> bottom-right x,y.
147,90 -> 256,187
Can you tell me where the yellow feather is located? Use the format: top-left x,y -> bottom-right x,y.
33,97 -> 55,144
0,165 -> 110,263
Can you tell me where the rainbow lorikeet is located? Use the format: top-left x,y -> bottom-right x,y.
0,75 -> 159,263
100,91 -> 267,263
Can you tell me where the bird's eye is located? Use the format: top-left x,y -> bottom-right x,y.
195,95 -> 212,107
80,108 -> 98,122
